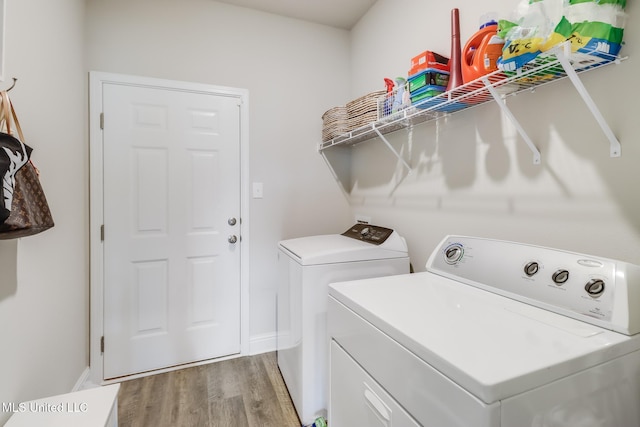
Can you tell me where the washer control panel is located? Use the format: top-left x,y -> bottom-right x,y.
426,235 -> 640,335
341,223 -> 394,245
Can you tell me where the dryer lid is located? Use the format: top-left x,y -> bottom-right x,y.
279,229 -> 408,266
329,273 -> 640,404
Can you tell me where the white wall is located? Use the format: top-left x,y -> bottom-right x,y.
346,0 -> 640,269
0,0 -> 87,424
84,0 -> 352,349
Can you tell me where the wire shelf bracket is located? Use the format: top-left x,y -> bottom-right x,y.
482,76 -> 541,165
372,125 -> 412,172
320,149 -> 350,198
555,44 -> 621,158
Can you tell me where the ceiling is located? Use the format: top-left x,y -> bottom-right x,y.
214,0 -> 378,30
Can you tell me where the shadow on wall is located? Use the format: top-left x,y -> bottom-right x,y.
520,63 -> 640,235
345,99 -> 550,195
333,71 -> 640,234
0,240 -> 18,301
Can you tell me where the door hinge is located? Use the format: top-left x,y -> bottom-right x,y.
100,112 -> 104,130
100,224 -> 105,242
100,336 -> 105,354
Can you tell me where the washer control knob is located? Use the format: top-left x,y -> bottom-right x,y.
585,279 -> 605,298
524,261 -> 539,277
444,244 -> 464,264
552,269 -> 570,285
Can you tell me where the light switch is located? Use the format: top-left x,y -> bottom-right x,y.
252,182 -> 264,199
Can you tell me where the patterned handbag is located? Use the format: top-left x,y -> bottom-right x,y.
0,91 -> 54,239
0,130 -> 30,223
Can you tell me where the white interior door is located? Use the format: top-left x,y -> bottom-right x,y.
101,81 -> 242,379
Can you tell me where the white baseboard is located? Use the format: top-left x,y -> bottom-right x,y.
249,332 -> 276,355
72,367 -> 96,391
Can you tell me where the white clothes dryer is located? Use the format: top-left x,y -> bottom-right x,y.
277,224 -> 410,425
328,235 -> 640,427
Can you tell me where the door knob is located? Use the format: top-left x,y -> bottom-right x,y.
228,235 -> 238,244
228,217 -> 237,226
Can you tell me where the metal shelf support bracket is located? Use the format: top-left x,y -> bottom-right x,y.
372,125 -> 412,172
555,44 -> 621,157
482,77 -> 542,165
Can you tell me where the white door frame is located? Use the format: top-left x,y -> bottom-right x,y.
88,71 -> 250,384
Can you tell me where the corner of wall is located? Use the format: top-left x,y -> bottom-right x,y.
0,240 -> 17,301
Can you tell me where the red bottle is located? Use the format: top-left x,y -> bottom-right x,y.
446,8 -> 464,92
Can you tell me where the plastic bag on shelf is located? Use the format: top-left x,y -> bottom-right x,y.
497,0 -> 572,72
565,0 -> 627,59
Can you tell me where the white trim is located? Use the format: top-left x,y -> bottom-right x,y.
72,367 -> 92,391
249,332 -> 277,355
88,71 -> 250,384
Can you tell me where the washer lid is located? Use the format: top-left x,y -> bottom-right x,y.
278,232 -> 408,265
329,272 -> 640,404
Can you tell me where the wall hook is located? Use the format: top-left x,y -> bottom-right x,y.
3,77 -> 17,91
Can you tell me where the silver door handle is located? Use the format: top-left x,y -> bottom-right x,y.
228,235 -> 238,244
228,217 -> 237,226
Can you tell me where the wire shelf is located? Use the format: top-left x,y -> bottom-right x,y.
318,42 -> 624,155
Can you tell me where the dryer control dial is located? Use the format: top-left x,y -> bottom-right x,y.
444,244 -> 464,265
552,269 -> 570,285
585,278 -> 605,298
524,261 -> 540,277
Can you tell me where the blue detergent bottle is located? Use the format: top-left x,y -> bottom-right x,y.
392,77 -> 407,113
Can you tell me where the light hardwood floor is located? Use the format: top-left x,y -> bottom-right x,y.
117,352 -> 301,427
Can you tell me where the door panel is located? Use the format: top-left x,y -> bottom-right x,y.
102,83 -> 241,379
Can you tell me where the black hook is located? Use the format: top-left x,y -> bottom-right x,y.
4,78 -> 17,91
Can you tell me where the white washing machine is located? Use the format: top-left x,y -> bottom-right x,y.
277,223 -> 410,425
328,235 -> 640,427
